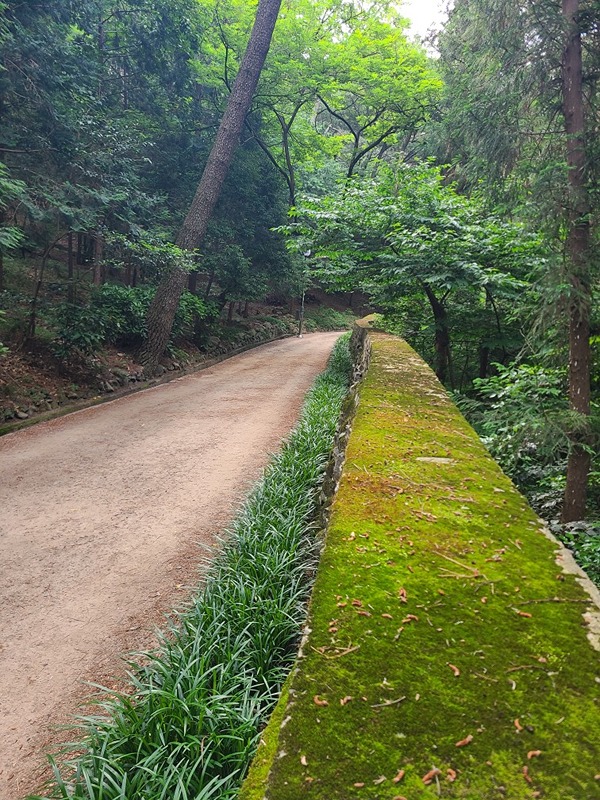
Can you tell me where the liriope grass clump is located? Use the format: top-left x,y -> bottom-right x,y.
35,334 -> 353,800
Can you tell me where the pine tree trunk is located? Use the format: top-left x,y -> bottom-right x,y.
561,0 -> 592,522
139,0 -> 283,374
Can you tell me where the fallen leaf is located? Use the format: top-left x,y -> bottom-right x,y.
300,755 -> 308,766
481,596 -> 488,604
538,656 -> 547,663
328,626 -> 338,633
305,776 -> 314,783
438,588 -> 446,595
398,587 -> 408,603
514,718 -> 524,732
516,610 -> 533,618
402,614 -> 419,623
382,613 -> 393,619
353,782 -> 365,788
351,599 -> 363,607
356,610 -> 371,617
340,696 -> 352,706
373,775 -> 386,785
337,601 -> 347,608
313,695 -> 328,707
447,663 -> 460,677
392,769 -> 405,784
392,797 -> 408,800
455,734 -> 473,747
523,765 -> 532,784
422,767 -> 442,785
447,768 -> 457,782
527,750 -> 542,759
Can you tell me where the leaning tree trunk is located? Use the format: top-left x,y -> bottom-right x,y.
561,0 -> 592,522
139,0 -> 283,373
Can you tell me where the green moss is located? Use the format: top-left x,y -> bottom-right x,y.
241,333 -> 600,800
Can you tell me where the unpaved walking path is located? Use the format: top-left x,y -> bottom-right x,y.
0,332 -> 341,799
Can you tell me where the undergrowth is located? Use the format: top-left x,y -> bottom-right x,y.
302,307 -> 356,332
31,333 -> 353,800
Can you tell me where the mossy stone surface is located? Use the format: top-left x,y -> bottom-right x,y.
241,333 -> 600,800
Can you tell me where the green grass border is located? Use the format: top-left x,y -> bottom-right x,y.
30,333 -> 353,800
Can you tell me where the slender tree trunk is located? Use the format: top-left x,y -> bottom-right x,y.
561,0 -> 591,522
0,203 -> 5,291
204,267 -> 216,301
139,0 -> 283,374
478,345 -> 490,380
67,231 -> 75,304
424,284 -> 453,387
28,247 -> 51,341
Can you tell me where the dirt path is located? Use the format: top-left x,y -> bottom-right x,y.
0,332 -> 341,799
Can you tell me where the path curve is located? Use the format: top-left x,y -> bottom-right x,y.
0,332 -> 341,799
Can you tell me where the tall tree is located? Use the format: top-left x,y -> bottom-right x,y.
284,162 -> 535,386
561,0 -> 592,521
139,0 -> 283,373
436,0 -> 597,520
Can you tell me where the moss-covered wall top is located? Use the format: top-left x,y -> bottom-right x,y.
240,331 -> 600,800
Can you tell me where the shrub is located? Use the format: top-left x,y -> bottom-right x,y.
456,363 -> 568,491
54,285 -> 217,357
550,520 -> 600,585
303,306 -> 355,331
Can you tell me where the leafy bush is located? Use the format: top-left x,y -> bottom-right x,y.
91,284 -> 152,344
303,306 -> 355,331
457,361 -> 600,521
38,335 -> 353,800
173,291 -> 217,340
54,285 -> 216,357
52,305 -> 108,358
550,520 -> 600,586
456,363 -> 569,492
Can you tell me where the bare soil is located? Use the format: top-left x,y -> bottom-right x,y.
0,332 -> 341,800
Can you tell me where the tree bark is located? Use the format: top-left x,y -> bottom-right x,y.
67,231 -> 75,304
423,284 -> 453,387
561,0 -> 592,522
139,0 -> 283,373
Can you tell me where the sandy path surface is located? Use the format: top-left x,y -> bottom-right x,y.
0,332 -> 341,799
